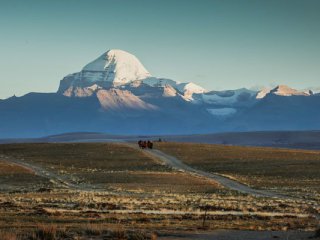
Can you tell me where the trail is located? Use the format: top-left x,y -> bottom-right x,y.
0,154 -> 114,193
0,153 -> 159,197
125,143 -> 287,199
0,154 -> 80,189
0,144 -> 303,198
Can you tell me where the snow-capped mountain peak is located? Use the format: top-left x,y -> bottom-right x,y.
256,85 -> 312,98
177,82 -> 206,94
177,82 -> 207,101
270,85 -> 310,96
256,87 -> 272,99
57,49 -> 316,114
57,49 -> 209,105
58,49 -> 153,96
82,49 -> 151,86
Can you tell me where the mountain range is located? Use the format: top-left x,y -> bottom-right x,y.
1,49 -> 320,138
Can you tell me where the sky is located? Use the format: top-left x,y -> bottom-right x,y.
0,0 -> 320,99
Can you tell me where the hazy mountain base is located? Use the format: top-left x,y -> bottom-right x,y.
161,131 -> 320,150
0,91 -> 320,138
0,92 -> 219,138
2,130 -> 320,152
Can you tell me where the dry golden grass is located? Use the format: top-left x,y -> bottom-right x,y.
0,160 -> 50,191
0,143 -> 222,194
0,142 -> 319,237
156,142 -> 320,198
0,230 -> 18,240
0,143 -> 168,172
0,161 -> 32,174
97,171 -> 221,193
0,187 -> 318,238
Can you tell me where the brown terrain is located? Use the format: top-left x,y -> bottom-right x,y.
0,142 -> 319,239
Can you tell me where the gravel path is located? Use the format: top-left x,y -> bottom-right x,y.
126,144 -> 287,198
0,154 -> 80,189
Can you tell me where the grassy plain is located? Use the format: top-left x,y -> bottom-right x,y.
0,142 -> 319,239
0,160 -> 51,191
156,142 -> 320,200
0,143 -> 221,194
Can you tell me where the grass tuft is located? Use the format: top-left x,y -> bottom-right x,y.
84,223 -> 104,236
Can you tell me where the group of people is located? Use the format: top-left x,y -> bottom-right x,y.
138,140 -> 153,149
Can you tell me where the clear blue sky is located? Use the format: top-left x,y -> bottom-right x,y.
0,0 -> 320,99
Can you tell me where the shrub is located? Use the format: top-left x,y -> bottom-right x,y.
84,223 -> 103,236
110,228 -> 127,239
29,224 -> 69,240
151,232 -> 158,240
130,231 -> 149,240
33,224 -> 57,240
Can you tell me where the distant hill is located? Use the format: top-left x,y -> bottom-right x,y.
1,131 -> 320,150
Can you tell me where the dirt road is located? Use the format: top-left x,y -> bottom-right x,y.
0,154 -> 80,189
0,144 -> 304,198
126,144 -> 287,198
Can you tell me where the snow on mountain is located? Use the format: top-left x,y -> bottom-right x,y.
256,87 -> 272,99
2,48 -> 320,138
58,49 -> 207,102
57,49 -> 317,115
142,78 -> 205,100
256,85 -> 313,98
58,49 -> 152,96
142,77 -> 178,88
270,85 -> 310,96
177,82 -> 207,101
207,108 -> 237,117
200,88 -> 257,106
162,84 -> 178,97
82,49 -> 151,86
269,85 -> 310,97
